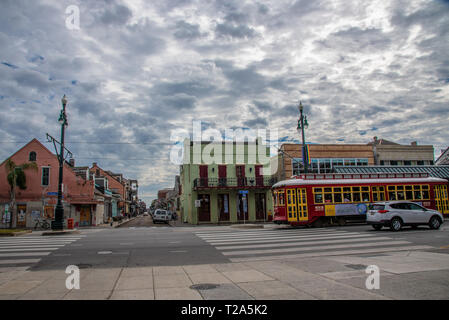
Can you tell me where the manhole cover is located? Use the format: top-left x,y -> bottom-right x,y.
190,283 -> 220,290
77,264 -> 92,269
345,264 -> 367,270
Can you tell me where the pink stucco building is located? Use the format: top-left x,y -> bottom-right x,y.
0,139 -> 105,228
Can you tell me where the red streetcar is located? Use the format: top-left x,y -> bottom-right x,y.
272,173 -> 449,227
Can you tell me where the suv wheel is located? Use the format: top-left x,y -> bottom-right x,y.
372,225 -> 382,231
429,216 -> 441,230
390,218 -> 402,231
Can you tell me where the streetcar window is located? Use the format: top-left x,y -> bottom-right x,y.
406,190 -> 413,200
324,187 -> 332,193
353,192 -> 361,202
362,192 -> 370,202
397,191 -> 405,200
423,190 -> 429,199
279,191 -> 285,205
334,193 -> 342,203
373,193 -> 378,202
315,193 -> 323,204
389,191 -> 397,200
343,193 -> 351,202
324,193 -> 333,203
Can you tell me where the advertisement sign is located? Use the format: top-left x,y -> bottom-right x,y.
335,203 -> 368,216
2,204 -> 10,224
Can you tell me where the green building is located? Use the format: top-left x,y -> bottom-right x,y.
180,139 -> 276,224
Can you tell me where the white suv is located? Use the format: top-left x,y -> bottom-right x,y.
152,209 -> 172,224
367,201 -> 444,231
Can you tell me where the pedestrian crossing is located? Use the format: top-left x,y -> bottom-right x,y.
195,228 -> 433,262
0,235 -> 85,269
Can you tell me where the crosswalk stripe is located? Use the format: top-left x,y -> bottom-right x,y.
0,237 -> 84,241
216,236 -> 392,250
203,232 -> 368,244
196,230 -> 346,239
195,228 -> 340,236
209,233 -> 376,246
0,247 -> 60,252
0,259 -> 41,265
0,234 -> 84,270
0,244 -> 65,249
229,245 -> 433,262
222,240 -> 412,256
0,252 -> 51,257
0,239 -> 80,242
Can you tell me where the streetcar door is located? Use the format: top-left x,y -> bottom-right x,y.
286,188 -> 298,222
297,188 -> 308,222
435,185 -> 449,215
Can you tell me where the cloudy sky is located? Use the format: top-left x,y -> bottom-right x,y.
1,0 -> 448,203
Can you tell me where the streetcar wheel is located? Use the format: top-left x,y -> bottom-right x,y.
312,218 -> 323,228
390,218 -> 402,231
337,217 -> 346,226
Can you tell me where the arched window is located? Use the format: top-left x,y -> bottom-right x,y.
29,151 -> 37,162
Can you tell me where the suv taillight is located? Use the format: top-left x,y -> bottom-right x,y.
378,210 -> 389,214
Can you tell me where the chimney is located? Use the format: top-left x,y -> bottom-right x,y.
92,162 -> 97,167
69,158 -> 75,167
411,141 -> 417,146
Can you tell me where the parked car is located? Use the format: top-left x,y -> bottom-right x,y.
152,209 -> 172,224
143,211 -> 149,216
367,201 -> 444,231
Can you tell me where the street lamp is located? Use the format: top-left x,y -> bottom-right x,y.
52,95 -> 68,231
297,101 -> 309,174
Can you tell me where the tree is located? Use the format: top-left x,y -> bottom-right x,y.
5,159 -> 37,228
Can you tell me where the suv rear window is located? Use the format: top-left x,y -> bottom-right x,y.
369,204 -> 385,211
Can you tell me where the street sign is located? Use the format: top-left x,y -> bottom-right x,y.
239,190 -> 249,194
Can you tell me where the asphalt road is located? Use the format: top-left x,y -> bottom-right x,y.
5,219 -> 449,272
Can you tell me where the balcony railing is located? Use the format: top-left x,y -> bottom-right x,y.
193,177 -> 277,190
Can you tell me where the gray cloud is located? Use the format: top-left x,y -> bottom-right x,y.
0,0 -> 448,203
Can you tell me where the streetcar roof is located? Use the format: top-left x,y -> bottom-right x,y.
272,177 -> 447,188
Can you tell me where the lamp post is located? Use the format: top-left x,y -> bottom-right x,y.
52,95 -> 68,231
297,101 -> 309,174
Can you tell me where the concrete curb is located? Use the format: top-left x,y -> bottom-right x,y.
0,230 -> 32,237
230,224 -> 264,229
41,229 -> 81,236
113,217 -> 137,228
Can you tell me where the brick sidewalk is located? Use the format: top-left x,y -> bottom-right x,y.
3,250 -> 449,300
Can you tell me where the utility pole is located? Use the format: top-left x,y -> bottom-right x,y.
297,101 -> 309,174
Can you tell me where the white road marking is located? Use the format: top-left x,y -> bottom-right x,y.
230,245 -> 433,262
222,240 -> 412,256
216,236 -> 393,250
0,259 -> 41,265
0,247 -> 61,252
0,252 -> 51,257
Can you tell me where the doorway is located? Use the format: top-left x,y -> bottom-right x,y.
237,193 -> 248,221
255,193 -> 266,220
198,194 -> 211,222
80,205 -> 91,226
218,194 -> 230,221
16,204 -> 27,227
